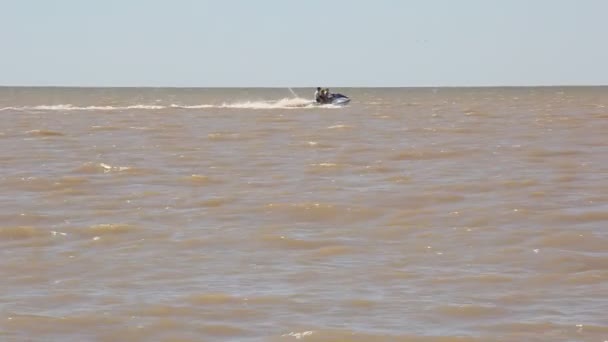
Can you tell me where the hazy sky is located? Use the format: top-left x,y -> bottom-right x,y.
2,0 -> 607,87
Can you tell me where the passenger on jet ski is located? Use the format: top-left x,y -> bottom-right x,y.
315,87 -> 332,104
314,87 -> 323,103
322,88 -> 330,101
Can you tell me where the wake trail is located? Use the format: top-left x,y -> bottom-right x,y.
0,97 -> 342,111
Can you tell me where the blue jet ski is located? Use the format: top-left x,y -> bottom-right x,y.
316,91 -> 351,106
326,93 -> 351,105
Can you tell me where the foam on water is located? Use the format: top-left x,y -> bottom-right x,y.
0,97 -> 341,111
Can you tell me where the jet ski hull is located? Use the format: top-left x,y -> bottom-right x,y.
317,93 -> 351,106
330,96 -> 351,105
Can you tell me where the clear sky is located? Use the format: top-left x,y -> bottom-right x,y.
2,0 -> 607,87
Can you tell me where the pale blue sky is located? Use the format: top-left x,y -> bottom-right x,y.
2,0 -> 607,87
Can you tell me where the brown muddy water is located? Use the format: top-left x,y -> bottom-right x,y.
0,87 -> 607,341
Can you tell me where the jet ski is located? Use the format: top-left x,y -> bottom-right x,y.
316,93 -> 351,106
327,93 -> 351,105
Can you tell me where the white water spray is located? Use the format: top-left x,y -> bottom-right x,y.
287,87 -> 299,98
0,98 -> 342,112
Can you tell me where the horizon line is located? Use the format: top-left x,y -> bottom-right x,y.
1,84 -> 607,89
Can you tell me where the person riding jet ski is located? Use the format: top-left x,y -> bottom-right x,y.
322,88 -> 330,102
314,87 -> 323,103
314,87 -> 331,104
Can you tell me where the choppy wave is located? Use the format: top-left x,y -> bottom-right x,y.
25,129 -> 65,136
0,226 -> 49,240
0,97 -> 341,111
